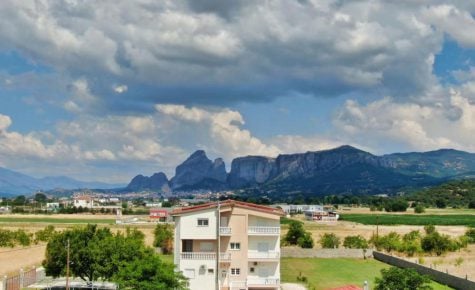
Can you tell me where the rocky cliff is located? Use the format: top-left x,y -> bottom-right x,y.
126,172 -> 170,192
227,156 -> 277,187
170,150 -> 227,190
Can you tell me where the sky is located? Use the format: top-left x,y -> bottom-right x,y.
1,0 -> 475,183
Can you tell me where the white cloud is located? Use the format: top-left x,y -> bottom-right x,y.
113,84 -> 128,94
334,90 -> 475,153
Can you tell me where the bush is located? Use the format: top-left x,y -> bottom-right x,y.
35,225 -> 57,243
424,225 -> 435,235
384,199 -> 409,212
465,228 -> 475,243
414,205 -> 425,213
421,232 -> 455,256
319,233 -> 340,248
374,267 -> 432,290
0,228 -> 15,247
297,232 -> 314,248
469,200 -> 475,209
343,235 -> 368,249
14,229 -> 32,246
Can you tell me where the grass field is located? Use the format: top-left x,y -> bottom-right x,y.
0,217 -> 115,224
340,214 -> 475,227
281,258 -> 453,290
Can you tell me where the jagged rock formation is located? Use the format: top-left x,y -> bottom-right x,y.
170,150 -> 227,190
227,156 -> 277,187
126,172 -> 170,192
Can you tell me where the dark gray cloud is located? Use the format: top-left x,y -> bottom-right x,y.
0,0 -> 474,114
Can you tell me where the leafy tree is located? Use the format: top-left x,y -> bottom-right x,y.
343,235 -> 368,249
13,195 -> 26,206
384,199 -> 409,212
35,225 -> 57,243
319,233 -> 340,248
0,228 -> 15,247
421,232 -> 453,256
113,254 -> 187,290
435,198 -> 447,209
469,200 -> 475,209
371,232 -> 401,252
34,193 -> 47,203
153,224 -> 174,254
14,229 -> 32,246
297,232 -> 314,248
424,225 -> 436,235
284,221 -> 305,245
374,267 -> 432,290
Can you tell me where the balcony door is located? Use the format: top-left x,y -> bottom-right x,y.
182,239 -> 193,252
220,216 -> 228,227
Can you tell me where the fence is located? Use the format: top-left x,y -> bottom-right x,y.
1,267 -> 45,290
373,251 -> 475,290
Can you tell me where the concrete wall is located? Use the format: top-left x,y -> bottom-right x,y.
179,208 -> 218,240
373,251 -> 475,290
281,247 -> 372,259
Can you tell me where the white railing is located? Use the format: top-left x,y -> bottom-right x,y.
230,280 -> 247,290
220,252 -> 231,260
180,252 -> 216,260
247,278 -> 280,286
248,226 -> 280,235
248,251 -> 280,259
219,227 -> 232,235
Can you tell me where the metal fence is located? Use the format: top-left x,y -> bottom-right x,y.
1,267 -> 45,290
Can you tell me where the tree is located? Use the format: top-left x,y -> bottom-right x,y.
153,223 -> 174,254
113,254 -> 187,290
374,267 -> 432,290
421,232 -> 453,256
34,193 -> 47,203
319,233 -> 340,248
343,235 -> 368,249
435,198 -> 446,209
284,221 -> 305,245
297,232 -> 314,248
13,195 -> 26,206
35,225 -> 57,243
465,228 -> 475,243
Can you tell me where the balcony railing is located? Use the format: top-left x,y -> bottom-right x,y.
180,252 -> 216,260
219,226 -> 232,235
248,226 -> 280,235
248,251 -> 280,260
247,278 -> 280,286
220,252 -> 231,260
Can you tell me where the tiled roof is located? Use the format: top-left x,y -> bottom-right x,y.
330,285 -> 363,290
170,199 -> 285,216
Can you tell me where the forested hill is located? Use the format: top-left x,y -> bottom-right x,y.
410,179 -> 475,208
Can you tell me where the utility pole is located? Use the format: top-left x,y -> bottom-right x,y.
66,239 -> 70,290
216,193 -> 220,290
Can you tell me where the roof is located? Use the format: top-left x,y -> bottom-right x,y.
330,285 -> 363,290
171,199 -> 285,216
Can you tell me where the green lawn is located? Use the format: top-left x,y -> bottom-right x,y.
157,253 -> 174,264
281,258 -> 452,290
340,214 -> 475,227
0,217 -> 115,224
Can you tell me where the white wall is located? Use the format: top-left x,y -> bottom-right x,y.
247,261 -> 279,279
179,209 -> 218,239
179,259 -> 216,290
248,215 -> 279,227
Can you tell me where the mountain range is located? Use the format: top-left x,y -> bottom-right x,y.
0,167 -> 123,196
126,146 -> 475,196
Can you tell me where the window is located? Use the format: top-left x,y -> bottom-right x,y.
197,218 -> 209,226
250,267 -> 255,273
230,268 -> 240,276
208,268 -> 214,274
230,242 -> 241,250
200,242 -> 214,252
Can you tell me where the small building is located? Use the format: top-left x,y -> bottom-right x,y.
149,208 -> 169,222
304,209 -> 339,221
73,195 -> 94,209
46,202 -> 60,212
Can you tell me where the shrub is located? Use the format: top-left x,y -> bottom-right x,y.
424,225 -> 435,235
319,233 -> 340,248
153,224 -> 174,254
35,225 -> 57,243
384,199 -> 409,212
0,228 -> 15,247
343,235 -> 368,249
465,228 -> 475,243
414,205 -> 425,214
421,232 -> 454,256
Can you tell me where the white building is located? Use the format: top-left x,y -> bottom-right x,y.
171,200 -> 284,290
73,195 -> 94,209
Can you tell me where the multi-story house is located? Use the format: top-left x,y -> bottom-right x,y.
171,200 -> 284,290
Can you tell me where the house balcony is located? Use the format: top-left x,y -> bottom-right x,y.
220,252 -> 231,262
247,278 -> 280,288
219,226 -> 232,235
180,252 -> 216,260
248,251 -> 280,260
248,226 -> 280,235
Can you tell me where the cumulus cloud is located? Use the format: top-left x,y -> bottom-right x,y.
334,90 -> 475,153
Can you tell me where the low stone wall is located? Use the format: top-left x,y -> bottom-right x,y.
282,247 -> 373,259
373,251 -> 475,290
